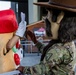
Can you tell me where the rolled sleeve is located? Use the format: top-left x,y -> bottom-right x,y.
35,42 -> 45,53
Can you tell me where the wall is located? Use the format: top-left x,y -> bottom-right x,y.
28,0 -> 39,24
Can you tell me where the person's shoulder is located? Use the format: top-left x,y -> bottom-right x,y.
48,43 -> 69,54
51,43 -> 63,49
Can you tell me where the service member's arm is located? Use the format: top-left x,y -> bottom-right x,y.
17,43 -> 72,75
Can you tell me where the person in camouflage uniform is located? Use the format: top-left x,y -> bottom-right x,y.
17,31 -> 75,75
16,0 -> 76,75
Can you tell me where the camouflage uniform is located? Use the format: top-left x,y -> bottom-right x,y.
23,42 -> 75,75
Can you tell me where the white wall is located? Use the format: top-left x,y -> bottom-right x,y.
28,0 -> 38,24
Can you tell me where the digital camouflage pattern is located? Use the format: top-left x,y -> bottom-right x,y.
23,42 -> 75,75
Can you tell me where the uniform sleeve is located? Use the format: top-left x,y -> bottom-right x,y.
57,47 -> 72,65
35,42 -> 45,53
59,48 -> 73,65
23,44 -> 73,75
44,44 -> 73,66
23,63 -> 51,75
